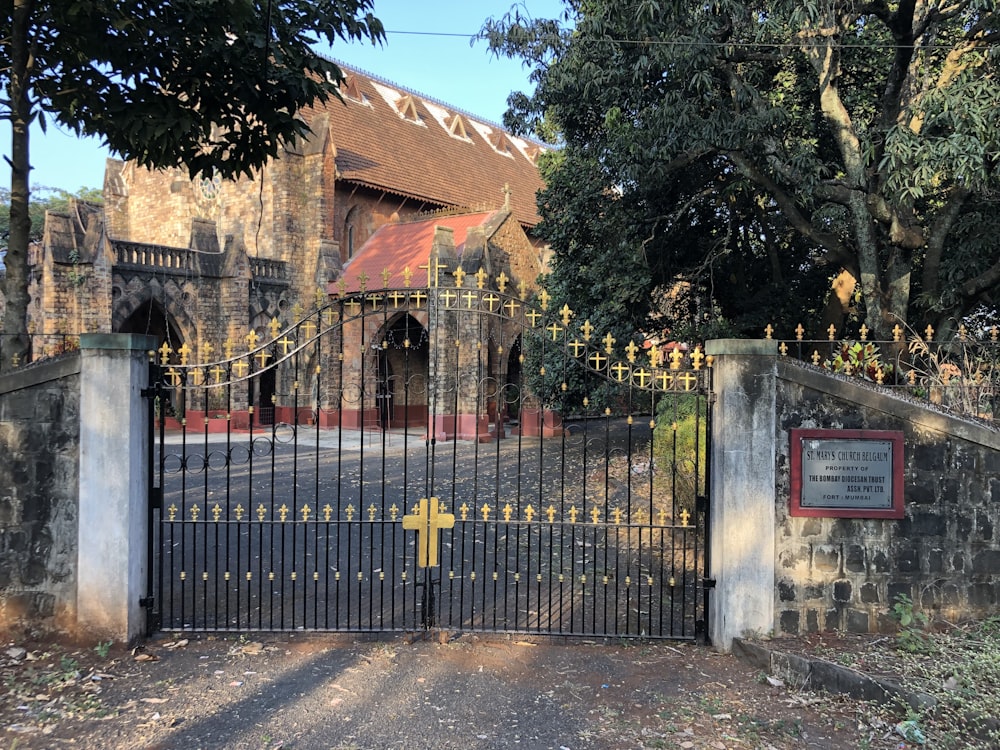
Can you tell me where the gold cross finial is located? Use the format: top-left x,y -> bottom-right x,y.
401,497 -> 455,568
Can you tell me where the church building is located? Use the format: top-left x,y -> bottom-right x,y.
23,64 -> 550,436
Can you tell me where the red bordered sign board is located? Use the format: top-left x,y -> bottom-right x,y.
790,429 -> 905,518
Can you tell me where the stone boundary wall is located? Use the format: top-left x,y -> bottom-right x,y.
0,355 -> 82,631
774,359 -> 1000,634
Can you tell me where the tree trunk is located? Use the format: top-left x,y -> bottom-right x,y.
3,0 -> 35,372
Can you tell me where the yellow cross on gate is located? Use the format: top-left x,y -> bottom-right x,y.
440,288 -> 457,308
402,497 -> 455,568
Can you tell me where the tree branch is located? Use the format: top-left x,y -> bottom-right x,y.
959,258 -> 1000,301
727,151 -> 858,276
922,186 -> 971,299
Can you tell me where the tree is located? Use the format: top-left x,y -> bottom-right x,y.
1,0 -> 383,370
0,186 -> 103,255
484,1 -> 1000,341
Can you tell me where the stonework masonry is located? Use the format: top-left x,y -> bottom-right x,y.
0,354 -> 81,631
774,359 -> 1000,635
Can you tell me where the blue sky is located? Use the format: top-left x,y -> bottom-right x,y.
0,0 -> 564,193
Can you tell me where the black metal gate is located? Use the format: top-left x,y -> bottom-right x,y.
147,271 -> 712,639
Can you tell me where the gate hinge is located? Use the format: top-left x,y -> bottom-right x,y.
702,577 -> 717,589
139,596 -> 155,608
149,487 -> 162,510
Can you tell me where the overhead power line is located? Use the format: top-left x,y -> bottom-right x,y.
382,27 -> 991,54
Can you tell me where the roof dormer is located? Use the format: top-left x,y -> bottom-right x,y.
448,113 -> 468,140
488,131 -> 514,158
395,94 -> 421,123
341,74 -> 366,103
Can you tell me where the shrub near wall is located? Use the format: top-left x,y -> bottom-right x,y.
774,360 -> 1000,635
0,355 -> 81,631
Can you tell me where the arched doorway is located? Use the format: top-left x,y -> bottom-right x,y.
377,313 -> 429,428
118,299 -> 183,354
504,335 -> 522,421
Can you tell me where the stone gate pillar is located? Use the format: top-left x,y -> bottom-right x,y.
77,333 -> 156,642
705,339 -> 777,650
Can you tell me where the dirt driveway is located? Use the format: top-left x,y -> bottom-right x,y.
1,632 -> 911,749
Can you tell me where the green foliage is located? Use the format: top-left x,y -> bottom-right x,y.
653,394 -> 707,507
483,1 -> 1000,340
4,1 -> 384,181
823,341 -> 894,382
890,594 -> 935,655
2,0 -> 384,367
0,186 -> 101,255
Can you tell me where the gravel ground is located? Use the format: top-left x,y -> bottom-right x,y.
0,632 -> 912,750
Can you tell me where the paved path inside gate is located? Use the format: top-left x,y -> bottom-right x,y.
2,633 -> 890,749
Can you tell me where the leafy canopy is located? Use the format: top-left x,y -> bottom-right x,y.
484,0 -> 1000,340
2,0 -> 383,368
5,0 -> 384,180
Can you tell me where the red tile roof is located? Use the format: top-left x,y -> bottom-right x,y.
306,62 -> 546,229
332,211 -> 498,294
